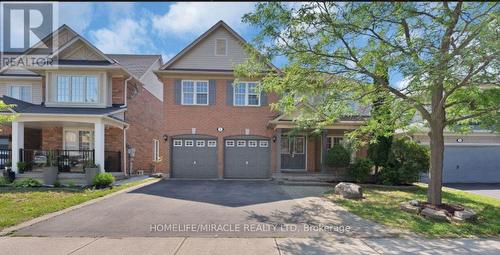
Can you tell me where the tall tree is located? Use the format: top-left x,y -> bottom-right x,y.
236,2 -> 499,205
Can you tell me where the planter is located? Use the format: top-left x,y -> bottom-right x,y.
42,166 -> 58,185
85,167 -> 100,186
2,168 -> 15,183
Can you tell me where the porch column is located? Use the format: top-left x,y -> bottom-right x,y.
321,130 -> 328,172
276,129 -> 282,172
94,121 -> 105,173
11,121 -> 24,174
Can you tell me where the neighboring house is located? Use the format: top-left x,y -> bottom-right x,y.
0,25 -> 166,175
155,21 -> 367,179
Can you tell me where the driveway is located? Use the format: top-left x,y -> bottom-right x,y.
445,183 -> 500,199
14,180 -> 402,238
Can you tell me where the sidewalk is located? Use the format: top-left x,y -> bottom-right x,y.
0,236 -> 498,255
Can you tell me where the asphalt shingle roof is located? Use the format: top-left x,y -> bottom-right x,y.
106,54 -> 161,79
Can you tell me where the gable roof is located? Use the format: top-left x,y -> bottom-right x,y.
107,54 -> 162,79
160,20 -> 279,72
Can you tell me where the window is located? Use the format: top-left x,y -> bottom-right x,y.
280,138 -> 290,154
294,137 -> 305,154
8,85 -> 31,102
184,140 -> 194,147
63,128 -> 94,151
248,140 -> 257,147
79,131 -> 94,150
234,82 -> 260,106
207,140 -> 217,147
215,38 -> 227,56
182,80 -> 209,105
237,140 -> 246,147
57,75 -> 98,103
173,140 -> 182,147
153,139 -> 160,162
196,140 -> 205,147
225,140 -> 235,147
259,140 -> 269,148
327,136 -> 344,149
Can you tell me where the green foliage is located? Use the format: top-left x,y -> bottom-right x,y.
378,138 -> 430,185
92,173 -> 115,188
45,151 -> 57,167
16,162 -> 31,173
2,169 -> 15,183
326,145 -> 351,168
83,161 -> 99,169
348,158 -> 374,183
13,178 -> 42,188
0,177 -> 10,186
367,136 -> 393,170
53,180 -> 62,188
4,160 -> 12,167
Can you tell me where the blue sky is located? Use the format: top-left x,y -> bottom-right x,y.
56,2 -> 260,63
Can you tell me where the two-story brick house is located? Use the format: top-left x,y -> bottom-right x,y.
0,25 -> 166,175
155,21 -> 367,179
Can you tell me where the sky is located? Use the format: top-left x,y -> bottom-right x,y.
56,2 -> 260,64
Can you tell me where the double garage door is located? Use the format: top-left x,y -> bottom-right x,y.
443,145 -> 500,183
171,135 -> 271,179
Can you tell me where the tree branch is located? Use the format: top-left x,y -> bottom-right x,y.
446,107 -> 499,125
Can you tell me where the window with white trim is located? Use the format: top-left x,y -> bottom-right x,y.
215,38 -> 227,56
237,140 -> 246,147
8,85 -> 32,102
207,140 -> 217,147
153,139 -> 160,162
196,140 -> 205,147
259,140 -> 269,148
56,75 -> 98,103
173,140 -> 182,147
234,82 -> 260,106
327,136 -> 344,149
248,140 -> 257,147
182,80 -> 208,105
225,140 -> 235,147
185,140 -> 194,147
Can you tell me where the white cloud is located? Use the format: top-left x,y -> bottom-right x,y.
151,2 -> 255,37
90,18 -> 151,54
58,3 -> 93,33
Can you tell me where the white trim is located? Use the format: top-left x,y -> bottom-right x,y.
196,140 -> 206,147
7,84 -> 32,103
225,140 -> 235,147
181,80 -> 209,105
153,139 -> 160,162
207,140 -> 217,147
326,135 -> 344,149
248,140 -> 257,147
214,38 -> 228,56
233,81 -> 261,107
173,140 -> 183,147
55,74 -> 99,103
259,140 -> 269,148
184,140 -> 194,147
62,127 -> 94,150
236,140 -> 246,147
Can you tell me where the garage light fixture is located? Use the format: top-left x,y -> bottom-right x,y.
163,134 -> 168,141
217,127 -> 224,132
456,138 -> 463,143
272,135 -> 277,143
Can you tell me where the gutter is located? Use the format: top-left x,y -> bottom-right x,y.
122,76 -> 133,108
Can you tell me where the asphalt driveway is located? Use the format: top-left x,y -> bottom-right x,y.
14,180 -> 401,238
445,183 -> 500,199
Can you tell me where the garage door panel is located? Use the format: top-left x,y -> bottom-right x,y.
172,138 -> 218,179
224,138 -> 270,179
443,146 -> 500,183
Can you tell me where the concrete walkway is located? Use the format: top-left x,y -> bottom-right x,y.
0,236 -> 499,255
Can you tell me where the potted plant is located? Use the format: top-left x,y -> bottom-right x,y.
16,161 -> 30,174
2,160 -> 15,183
43,151 -> 58,185
84,161 -> 100,186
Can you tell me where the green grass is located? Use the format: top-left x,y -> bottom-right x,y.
0,178 -> 154,230
328,183 -> 500,237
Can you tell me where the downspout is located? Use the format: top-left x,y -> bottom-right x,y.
122,76 -> 132,175
121,76 -> 133,108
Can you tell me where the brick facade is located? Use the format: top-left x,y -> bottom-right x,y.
112,77 -> 125,105
42,127 -> 63,150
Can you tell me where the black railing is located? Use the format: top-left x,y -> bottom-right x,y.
21,149 -> 95,173
105,151 -> 121,172
0,149 -> 11,169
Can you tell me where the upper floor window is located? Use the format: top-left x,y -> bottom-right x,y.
215,38 -> 227,56
182,80 -> 208,105
234,82 -> 260,106
57,75 -> 98,103
8,85 -> 31,102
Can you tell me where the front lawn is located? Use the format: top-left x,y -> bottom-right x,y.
0,178 -> 154,230
328,183 -> 500,237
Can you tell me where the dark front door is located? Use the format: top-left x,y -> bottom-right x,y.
280,136 -> 306,170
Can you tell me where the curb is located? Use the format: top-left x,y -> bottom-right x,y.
0,178 -> 160,236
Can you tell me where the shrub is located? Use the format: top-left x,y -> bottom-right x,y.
0,177 -> 10,186
378,138 -> 429,185
326,145 -> 351,168
17,161 -> 31,173
53,180 -> 62,188
13,178 -> 42,188
367,136 -> 392,173
93,173 -> 115,188
348,158 -> 374,183
2,169 -> 15,183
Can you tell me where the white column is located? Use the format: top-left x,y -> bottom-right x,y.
94,121 -> 105,173
11,121 -> 24,174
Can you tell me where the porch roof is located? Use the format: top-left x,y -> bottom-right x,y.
1,96 -> 125,115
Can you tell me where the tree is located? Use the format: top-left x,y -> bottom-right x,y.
0,100 -> 16,124
236,2 -> 499,205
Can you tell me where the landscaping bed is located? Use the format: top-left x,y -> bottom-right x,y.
0,177 -> 154,230
327,183 -> 500,237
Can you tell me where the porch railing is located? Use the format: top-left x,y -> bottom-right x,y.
0,149 -> 11,169
21,149 -> 95,173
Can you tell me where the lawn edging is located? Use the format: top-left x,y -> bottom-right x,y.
0,178 -> 160,236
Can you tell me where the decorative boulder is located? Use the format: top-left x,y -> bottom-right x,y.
453,209 -> 477,222
149,173 -> 163,178
421,208 -> 451,222
334,182 -> 363,199
400,202 -> 422,214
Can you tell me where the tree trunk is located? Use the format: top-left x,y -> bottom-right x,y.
428,121 -> 445,205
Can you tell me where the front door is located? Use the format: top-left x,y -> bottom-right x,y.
280,136 -> 306,170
